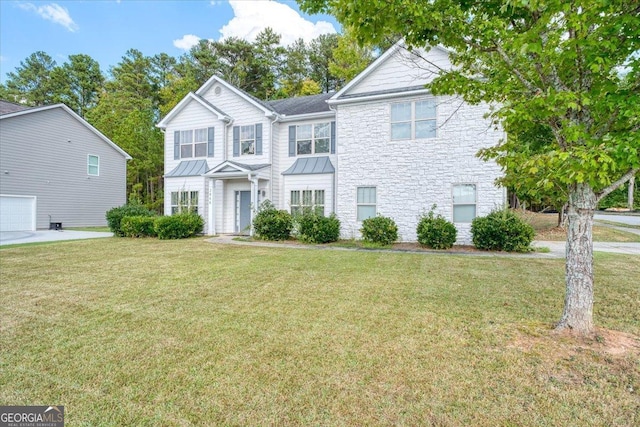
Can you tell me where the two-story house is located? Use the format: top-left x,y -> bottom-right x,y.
158,42 -> 505,243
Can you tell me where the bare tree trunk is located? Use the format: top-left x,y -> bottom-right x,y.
629,175 -> 635,211
556,183 -> 597,335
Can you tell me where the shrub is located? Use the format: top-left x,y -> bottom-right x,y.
106,203 -> 155,236
471,209 -> 535,252
253,201 -> 293,241
297,211 -> 341,244
416,206 -> 457,249
121,215 -> 157,237
154,212 -> 204,240
360,215 -> 398,246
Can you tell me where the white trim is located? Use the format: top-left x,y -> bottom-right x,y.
277,111 -> 335,122
327,88 -> 431,106
196,75 -> 276,117
0,104 -> 132,160
452,183 -> 477,223
329,40 -> 450,102
87,154 -> 100,176
330,43 -> 403,101
0,194 -> 37,231
157,92 -> 230,128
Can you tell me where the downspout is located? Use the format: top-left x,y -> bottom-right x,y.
269,114 -> 280,204
329,103 -> 338,215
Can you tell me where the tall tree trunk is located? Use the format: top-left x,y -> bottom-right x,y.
629,175 -> 635,211
556,183 -> 597,335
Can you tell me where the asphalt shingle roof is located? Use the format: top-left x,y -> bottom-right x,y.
266,92 -> 334,116
0,100 -> 31,115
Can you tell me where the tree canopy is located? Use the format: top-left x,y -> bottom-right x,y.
1,30 -> 376,212
300,0 -> 640,334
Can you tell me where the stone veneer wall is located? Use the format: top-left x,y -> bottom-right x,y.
335,95 -> 505,244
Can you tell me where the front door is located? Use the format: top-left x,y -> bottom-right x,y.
236,191 -> 251,234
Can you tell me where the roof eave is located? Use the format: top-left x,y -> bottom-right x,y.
328,88 -> 432,106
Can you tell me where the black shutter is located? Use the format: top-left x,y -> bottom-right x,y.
255,123 -> 263,155
207,127 -> 215,157
174,131 -> 180,160
233,126 -> 240,157
330,121 -> 336,154
288,125 -> 296,157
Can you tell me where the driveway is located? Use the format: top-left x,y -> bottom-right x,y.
0,230 -> 113,246
594,212 -> 640,226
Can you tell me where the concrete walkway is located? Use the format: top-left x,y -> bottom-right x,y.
0,230 -> 113,246
208,234 -> 640,258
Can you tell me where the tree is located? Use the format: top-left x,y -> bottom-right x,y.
52,54 -> 104,117
4,51 -> 57,106
328,30 -> 374,88
309,33 -> 340,92
87,49 -> 164,211
253,28 -> 286,99
279,38 -> 311,97
300,0 -> 640,335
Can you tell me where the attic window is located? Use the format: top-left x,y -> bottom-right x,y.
214,86 -> 222,96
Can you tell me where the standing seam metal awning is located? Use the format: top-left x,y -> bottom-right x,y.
282,156 -> 335,175
165,160 -> 210,177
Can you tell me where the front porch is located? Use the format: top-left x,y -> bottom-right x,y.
203,160 -> 271,236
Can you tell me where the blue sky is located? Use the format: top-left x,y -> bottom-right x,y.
0,0 -> 340,83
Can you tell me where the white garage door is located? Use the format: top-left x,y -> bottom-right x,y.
0,195 -> 37,231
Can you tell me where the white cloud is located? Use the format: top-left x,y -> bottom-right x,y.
220,1 -> 336,46
18,2 -> 78,32
173,34 -> 202,51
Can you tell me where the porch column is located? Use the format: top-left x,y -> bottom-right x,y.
249,175 -> 259,236
208,178 -> 216,235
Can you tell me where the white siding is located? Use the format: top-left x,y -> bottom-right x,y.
163,100 -> 224,176
200,83 -> 273,167
164,176 -> 206,216
348,47 -> 451,96
282,174 -> 335,215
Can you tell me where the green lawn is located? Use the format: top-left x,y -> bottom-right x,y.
1,238 -> 638,426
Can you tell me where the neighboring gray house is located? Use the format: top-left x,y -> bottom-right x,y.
159,42 -> 505,243
0,101 -> 131,231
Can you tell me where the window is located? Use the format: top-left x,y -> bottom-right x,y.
171,191 -> 199,214
357,187 -> 376,221
391,99 -> 436,140
296,122 -> 330,155
453,184 -> 476,222
241,125 -> 255,155
290,189 -> 325,215
179,129 -> 208,158
87,155 -> 99,176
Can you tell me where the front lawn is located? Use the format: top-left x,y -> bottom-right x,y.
1,238 -> 638,426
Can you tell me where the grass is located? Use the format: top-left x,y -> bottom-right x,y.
1,238 -> 638,426
65,226 -> 111,232
595,220 -> 640,230
518,211 -> 640,242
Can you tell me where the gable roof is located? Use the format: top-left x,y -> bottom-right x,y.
329,40 -> 449,104
157,92 -> 231,128
0,103 -> 132,159
195,75 -> 277,117
204,160 -> 270,178
0,100 -> 30,115
266,92 -> 334,116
